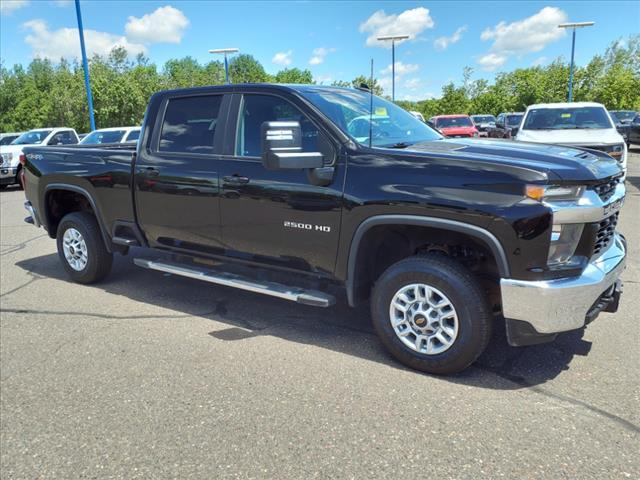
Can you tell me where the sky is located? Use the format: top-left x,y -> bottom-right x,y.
1,0 -> 638,100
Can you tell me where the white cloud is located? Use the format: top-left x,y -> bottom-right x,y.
1,0 -> 29,15
381,61 -> 419,76
309,47 -> 336,65
476,53 -> 508,71
359,7 -> 434,48
400,92 -> 427,102
314,74 -> 333,84
434,25 -> 467,51
532,56 -> 547,67
478,7 -> 567,70
125,5 -> 189,44
272,50 -> 293,66
23,19 -> 147,60
403,77 -> 421,90
378,76 -> 392,93
52,0 -> 72,7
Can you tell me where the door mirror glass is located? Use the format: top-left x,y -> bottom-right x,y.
261,121 -> 323,170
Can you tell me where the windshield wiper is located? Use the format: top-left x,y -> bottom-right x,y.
384,142 -> 414,149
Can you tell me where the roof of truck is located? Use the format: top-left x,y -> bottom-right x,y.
157,83 -> 364,97
431,114 -> 471,119
88,126 -> 140,132
525,102 -> 605,109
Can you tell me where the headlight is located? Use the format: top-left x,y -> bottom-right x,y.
525,184 -> 584,202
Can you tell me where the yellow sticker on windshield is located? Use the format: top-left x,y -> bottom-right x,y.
561,113 -> 572,118
375,107 -> 388,116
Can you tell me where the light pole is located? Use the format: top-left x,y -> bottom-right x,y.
377,34 -> 410,102
75,0 -> 96,131
209,48 -> 239,84
558,21 -> 594,102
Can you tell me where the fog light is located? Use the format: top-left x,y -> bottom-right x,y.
548,224 -> 584,265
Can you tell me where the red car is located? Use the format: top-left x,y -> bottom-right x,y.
428,115 -> 479,138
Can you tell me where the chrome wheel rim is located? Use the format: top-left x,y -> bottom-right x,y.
62,228 -> 88,271
389,283 -> 459,355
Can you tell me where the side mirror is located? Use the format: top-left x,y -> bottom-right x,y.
261,121 -> 323,170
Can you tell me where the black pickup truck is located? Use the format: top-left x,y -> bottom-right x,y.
22,84 -> 627,374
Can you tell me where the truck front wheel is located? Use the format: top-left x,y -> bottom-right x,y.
56,212 -> 113,284
371,254 -> 492,375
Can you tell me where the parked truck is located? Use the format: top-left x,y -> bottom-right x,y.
22,84 -> 626,374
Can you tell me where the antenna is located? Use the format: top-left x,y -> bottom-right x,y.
369,58 -> 374,148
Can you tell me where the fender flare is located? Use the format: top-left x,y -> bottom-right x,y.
44,183 -> 112,252
345,214 -> 510,306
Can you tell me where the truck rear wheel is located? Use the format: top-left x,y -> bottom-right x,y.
371,254 -> 492,375
56,212 -> 113,284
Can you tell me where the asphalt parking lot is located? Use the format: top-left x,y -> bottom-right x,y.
1,150 -> 639,479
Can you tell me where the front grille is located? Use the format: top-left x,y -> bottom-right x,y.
593,212 -> 619,257
590,178 -> 620,202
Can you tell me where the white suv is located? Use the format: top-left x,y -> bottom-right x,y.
0,128 -> 79,188
515,102 -> 627,173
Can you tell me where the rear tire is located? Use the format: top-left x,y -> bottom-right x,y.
56,212 -> 113,284
371,254 -> 492,375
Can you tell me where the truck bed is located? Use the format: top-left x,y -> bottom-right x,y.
23,144 -> 138,240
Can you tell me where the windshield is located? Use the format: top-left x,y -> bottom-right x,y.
12,130 -> 53,145
471,115 -> 495,124
80,130 -> 126,144
436,117 -> 473,128
523,107 -> 613,130
298,88 -> 441,147
0,135 -> 19,145
505,115 -> 523,126
610,110 -> 636,122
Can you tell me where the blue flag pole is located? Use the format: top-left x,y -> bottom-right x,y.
75,0 -> 96,131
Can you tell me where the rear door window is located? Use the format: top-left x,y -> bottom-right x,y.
159,95 -> 222,154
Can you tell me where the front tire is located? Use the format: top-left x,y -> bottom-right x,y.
56,212 -> 113,284
371,254 -> 492,375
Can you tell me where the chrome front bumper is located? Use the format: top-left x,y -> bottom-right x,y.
500,233 -> 626,334
0,166 -> 18,183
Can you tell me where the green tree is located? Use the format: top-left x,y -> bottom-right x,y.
1,36 -> 638,133
274,68 -> 314,84
228,54 -> 270,83
332,76 -> 384,96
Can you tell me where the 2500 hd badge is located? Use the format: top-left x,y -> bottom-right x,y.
284,221 -> 331,232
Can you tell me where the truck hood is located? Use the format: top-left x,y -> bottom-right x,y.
398,138 -> 622,183
515,127 -> 624,146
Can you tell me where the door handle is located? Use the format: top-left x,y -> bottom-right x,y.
138,167 -> 159,177
223,175 -> 250,185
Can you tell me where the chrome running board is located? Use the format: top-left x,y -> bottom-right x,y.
133,258 -> 335,307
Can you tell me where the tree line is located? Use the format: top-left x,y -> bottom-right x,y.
397,36 -> 639,119
0,35 -> 638,134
